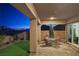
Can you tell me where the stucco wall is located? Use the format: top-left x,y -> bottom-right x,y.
17,32 -> 27,40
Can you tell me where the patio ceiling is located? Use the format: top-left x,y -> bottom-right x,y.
11,3 -> 40,24
33,3 -> 79,21
10,3 -> 35,20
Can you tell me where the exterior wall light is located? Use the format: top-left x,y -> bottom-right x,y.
49,17 -> 55,20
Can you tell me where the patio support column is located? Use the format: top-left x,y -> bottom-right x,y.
38,24 -> 41,43
30,19 -> 38,55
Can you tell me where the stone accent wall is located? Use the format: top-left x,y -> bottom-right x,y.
41,30 -> 66,42
54,30 -> 66,42
41,31 -> 49,40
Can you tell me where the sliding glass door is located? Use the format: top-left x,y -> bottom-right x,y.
67,22 -> 79,45
72,23 -> 78,44
68,24 -> 72,43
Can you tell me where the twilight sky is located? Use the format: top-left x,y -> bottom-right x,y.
0,3 -> 30,30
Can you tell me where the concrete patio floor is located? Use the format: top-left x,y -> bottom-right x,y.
36,42 -> 79,56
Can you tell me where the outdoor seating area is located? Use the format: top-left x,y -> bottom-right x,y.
39,37 -> 60,47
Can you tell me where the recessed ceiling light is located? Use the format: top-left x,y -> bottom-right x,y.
49,17 -> 55,20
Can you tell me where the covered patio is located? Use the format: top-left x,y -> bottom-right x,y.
12,3 -> 79,56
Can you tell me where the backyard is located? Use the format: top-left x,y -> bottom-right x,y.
0,40 -> 29,56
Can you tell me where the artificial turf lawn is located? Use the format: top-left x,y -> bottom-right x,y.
0,40 -> 29,56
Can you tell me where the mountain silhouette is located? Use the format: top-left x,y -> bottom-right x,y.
0,26 -> 29,36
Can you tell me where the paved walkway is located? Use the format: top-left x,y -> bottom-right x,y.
36,42 -> 79,56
